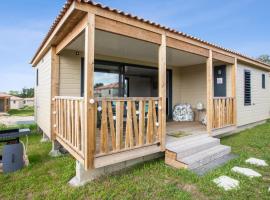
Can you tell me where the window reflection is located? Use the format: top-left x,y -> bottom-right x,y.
94,72 -> 119,97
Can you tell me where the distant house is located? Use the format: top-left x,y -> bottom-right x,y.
0,93 -> 11,112
94,82 -> 119,97
10,96 -> 24,109
23,97 -> 34,107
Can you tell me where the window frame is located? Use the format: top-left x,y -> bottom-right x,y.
244,70 -> 251,106
36,69 -> 39,86
262,73 -> 266,89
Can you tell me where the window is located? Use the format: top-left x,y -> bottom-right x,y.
262,74 -> 266,89
244,70 -> 251,105
36,69 -> 39,86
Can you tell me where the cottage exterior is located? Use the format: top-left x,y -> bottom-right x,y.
0,93 -> 10,112
10,96 -> 24,109
23,98 -> 35,107
31,0 -> 270,185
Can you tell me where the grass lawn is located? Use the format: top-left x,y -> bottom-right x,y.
0,122 -> 270,200
8,106 -> 34,116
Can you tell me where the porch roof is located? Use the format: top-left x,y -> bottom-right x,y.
30,0 -> 270,70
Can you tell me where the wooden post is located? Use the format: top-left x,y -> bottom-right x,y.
51,46 -> 60,140
159,34 -> 166,150
206,50 -> 213,134
84,13 -> 95,170
231,58 -> 237,125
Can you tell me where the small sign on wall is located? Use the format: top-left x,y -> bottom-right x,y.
217,78 -> 223,84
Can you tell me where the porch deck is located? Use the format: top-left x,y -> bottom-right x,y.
166,121 -> 207,144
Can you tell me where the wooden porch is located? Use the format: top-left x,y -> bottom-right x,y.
166,121 -> 207,144
47,3 -> 237,171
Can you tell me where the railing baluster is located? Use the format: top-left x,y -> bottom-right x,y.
115,101 -> 123,150
100,100 -> 108,153
139,100 -> 145,146
146,100 -> 153,144
108,101 -> 116,151
152,101 -> 158,142
132,101 -> 139,146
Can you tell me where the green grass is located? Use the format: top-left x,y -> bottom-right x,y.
0,122 -> 270,200
8,106 -> 34,116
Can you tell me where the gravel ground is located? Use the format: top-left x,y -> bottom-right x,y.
0,115 -> 35,125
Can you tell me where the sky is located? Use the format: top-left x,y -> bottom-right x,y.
0,0 -> 269,92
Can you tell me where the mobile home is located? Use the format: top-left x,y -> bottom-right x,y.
10,96 -> 24,109
31,0 -> 270,185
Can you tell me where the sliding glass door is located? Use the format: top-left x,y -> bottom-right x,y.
81,59 -> 172,119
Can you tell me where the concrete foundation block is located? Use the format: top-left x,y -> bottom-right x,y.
69,161 -> 105,187
104,162 -> 126,174
49,140 -> 63,157
125,157 -> 144,168
40,133 -> 50,143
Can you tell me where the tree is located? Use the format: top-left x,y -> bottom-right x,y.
258,55 -> 270,64
8,90 -> 20,96
94,83 -> 104,88
8,87 -> 34,98
21,87 -> 34,98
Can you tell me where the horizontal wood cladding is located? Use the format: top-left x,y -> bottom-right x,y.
212,51 -> 235,64
167,37 -> 209,57
95,16 -> 162,44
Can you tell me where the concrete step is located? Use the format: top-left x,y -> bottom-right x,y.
175,137 -> 220,159
166,134 -> 209,149
179,145 -> 231,169
192,154 -> 237,176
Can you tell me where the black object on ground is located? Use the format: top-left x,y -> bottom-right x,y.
0,128 -> 31,173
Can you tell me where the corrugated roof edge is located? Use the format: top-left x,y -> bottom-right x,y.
30,0 -> 270,68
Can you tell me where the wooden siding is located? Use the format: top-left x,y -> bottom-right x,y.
172,64 -> 207,108
35,49 -> 52,137
237,63 -> 270,126
226,65 -> 232,96
59,50 -> 82,97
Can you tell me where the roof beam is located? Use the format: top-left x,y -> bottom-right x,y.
212,51 -> 235,64
56,14 -> 88,54
95,16 -> 161,44
167,37 -> 209,57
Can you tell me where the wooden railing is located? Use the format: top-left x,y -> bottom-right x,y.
54,96 -> 85,163
212,97 -> 235,129
53,96 -> 163,167
93,97 -> 162,156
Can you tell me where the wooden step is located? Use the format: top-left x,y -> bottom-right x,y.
165,150 -> 188,169
180,145 -> 231,169
167,137 -> 220,158
166,134 -> 209,149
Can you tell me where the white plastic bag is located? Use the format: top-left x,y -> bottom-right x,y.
173,104 -> 194,122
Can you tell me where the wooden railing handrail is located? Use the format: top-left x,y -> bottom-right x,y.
94,97 -> 161,101
212,97 -> 235,100
54,96 -> 84,100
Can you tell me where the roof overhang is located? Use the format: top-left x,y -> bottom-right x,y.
30,0 -> 270,71
30,1 -> 87,66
